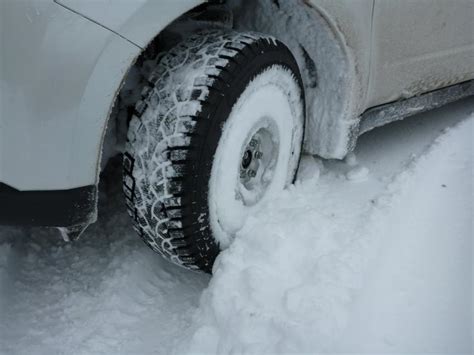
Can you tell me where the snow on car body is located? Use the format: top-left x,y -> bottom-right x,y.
0,0 -> 473,272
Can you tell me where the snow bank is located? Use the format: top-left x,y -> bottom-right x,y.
180,169 -> 382,353
178,114 -> 473,354
339,117 -> 473,353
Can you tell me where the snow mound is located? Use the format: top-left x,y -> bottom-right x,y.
178,115 -> 473,354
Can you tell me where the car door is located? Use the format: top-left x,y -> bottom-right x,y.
367,0 -> 474,108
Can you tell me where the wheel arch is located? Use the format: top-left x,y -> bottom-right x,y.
90,0 -> 372,197
73,1 -> 227,185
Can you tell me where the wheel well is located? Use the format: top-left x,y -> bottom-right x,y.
102,0 -> 361,172
101,2 -> 233,170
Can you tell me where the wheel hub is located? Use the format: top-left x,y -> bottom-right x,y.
240,137 -> 263,182
241,150 -> 253,170
238,127 -> 278,206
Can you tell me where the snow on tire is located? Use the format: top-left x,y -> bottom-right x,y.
123,29 -> 305,273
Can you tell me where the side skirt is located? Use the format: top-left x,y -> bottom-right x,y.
359,80 -> 474,135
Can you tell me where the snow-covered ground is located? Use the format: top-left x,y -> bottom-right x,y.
0,99 -> 472,354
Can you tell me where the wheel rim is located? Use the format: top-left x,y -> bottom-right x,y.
208,66 -> 304,248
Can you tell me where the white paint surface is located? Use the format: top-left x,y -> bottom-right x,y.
56,0 -> 205,48
0,0 -> 140,190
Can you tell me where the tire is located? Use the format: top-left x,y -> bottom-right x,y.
123,30 -> 305,273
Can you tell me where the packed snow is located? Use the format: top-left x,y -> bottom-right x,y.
0,99 -> 472,354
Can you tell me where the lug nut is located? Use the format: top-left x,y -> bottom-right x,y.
248,169 -> 257,178
254,151 -> 263,159
249,139 -> 258,147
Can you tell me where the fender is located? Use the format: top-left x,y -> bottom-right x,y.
0,1 -> 138,192
0,0 -> 206,227
55,0 -> 206,48
56,0 -> 208,189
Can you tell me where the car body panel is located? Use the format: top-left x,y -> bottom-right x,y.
1,0 -> 207,192
368,0 -> 474,107
287,0 -> 473,156
0,0 -> 140,191
56,0 -> 205,48
307,0 -> 374,113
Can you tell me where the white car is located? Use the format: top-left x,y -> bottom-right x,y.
1,0 -> 473,272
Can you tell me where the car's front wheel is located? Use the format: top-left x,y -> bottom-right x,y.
123,30 -> 305,273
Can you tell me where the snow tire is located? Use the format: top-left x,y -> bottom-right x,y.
123,30 -> 304,273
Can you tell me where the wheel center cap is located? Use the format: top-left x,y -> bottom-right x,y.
241,150 -> 253,169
